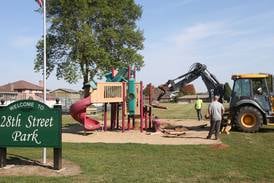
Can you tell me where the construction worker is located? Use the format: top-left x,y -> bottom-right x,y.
194,95 -> 203,121
207,95 -> 224,140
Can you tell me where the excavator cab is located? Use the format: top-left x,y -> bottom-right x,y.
230,73 -> 274,132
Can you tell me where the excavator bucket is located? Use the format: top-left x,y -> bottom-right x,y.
145,83 -> 168,109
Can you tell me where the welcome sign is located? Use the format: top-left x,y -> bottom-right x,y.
0,100 -> 61,148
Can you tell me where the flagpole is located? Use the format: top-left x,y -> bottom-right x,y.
42,0 -> 47,165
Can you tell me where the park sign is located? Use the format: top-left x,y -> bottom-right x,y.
0,100 -> 61,148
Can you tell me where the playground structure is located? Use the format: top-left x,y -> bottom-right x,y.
70,66 -> 157,132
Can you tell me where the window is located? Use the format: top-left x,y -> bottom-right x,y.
252,78 -> 268,96
233,79 -> 251,98
266,76 -> 273,93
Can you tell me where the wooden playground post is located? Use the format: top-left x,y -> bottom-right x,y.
116,103 -> 120,129
127,115 -> 131,130
104,103 -> 107,131
114,104 -> 116,129
140,81 -> 144,132
149,107 -> 152,129
110,103 -> 114,130
144,106 -> 148,130
122,82 -> 126,132
114,103 -> 117,129
132,116 -> 135,129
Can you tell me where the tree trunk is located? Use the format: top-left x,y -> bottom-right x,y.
83,62 -> 90,98
83,86 -> 90,98
83,72 -> 90,98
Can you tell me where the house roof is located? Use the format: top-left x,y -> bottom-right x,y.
0,80 -> 43,92
50,88 -> 79,94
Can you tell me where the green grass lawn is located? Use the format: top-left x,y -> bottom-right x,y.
152,102 -> 230,119
153,102 -> 209,119
1,103 -> 274,182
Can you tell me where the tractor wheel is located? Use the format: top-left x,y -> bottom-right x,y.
235,106 -> 263,132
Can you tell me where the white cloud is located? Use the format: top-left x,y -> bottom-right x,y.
9,35 -> 38,48
172,22 -> 230,47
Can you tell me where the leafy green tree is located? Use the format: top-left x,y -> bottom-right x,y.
224,82 -> 232,102
34,0 -> 144,92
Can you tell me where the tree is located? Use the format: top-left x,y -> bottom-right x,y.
34,0 -> 144,93
224,82 -> 232,102
179,84 -> 196,96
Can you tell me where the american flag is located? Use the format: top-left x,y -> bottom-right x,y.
35,0 -> 43,7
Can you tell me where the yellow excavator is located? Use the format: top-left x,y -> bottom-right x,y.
230,73 -> 274,132
156,63 -> 274,132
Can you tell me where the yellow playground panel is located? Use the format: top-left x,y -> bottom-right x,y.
89,82 -> 142,115
90,82 -> 123,103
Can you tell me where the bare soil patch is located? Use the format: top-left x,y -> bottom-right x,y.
210,143 -> 230,150
0,155 -> 81,177
62,119 -> 223,145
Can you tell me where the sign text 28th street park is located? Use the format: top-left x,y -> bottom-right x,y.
0,100 -> 61,148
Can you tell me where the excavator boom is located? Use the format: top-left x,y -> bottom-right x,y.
157,63 -> 224,102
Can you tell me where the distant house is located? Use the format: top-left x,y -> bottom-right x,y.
0,80 -> 55,105
49,88 -> 80,113
0,91 -> 17,102
0,80 -> 42,101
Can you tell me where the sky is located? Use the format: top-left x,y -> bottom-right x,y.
0,0 -> 274,92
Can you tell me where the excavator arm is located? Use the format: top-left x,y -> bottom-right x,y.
157,63 -> 224,102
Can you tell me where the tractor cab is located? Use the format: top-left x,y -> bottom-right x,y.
230,73 -> 274,132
